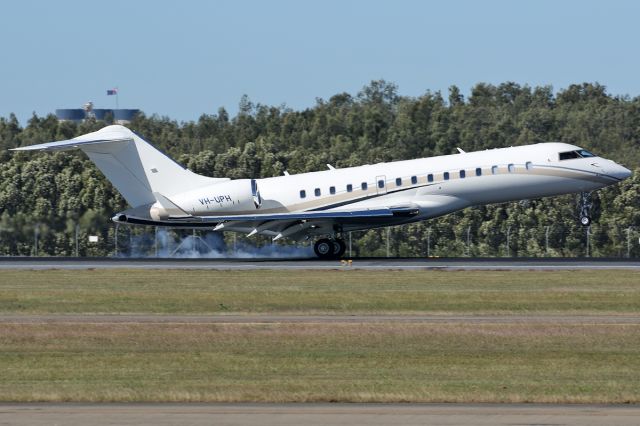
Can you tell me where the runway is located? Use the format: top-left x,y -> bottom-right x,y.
2,256 -> 640,270
1,314 -> 639,324
2,257 -> 638,424
2,403 -> 639,426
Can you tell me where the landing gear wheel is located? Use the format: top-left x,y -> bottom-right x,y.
332,239 -> 346,258
578,192 -> 593,227
314,238 -> 334,259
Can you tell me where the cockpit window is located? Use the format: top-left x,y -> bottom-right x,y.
559,150 -> 597,161
559,151 -> 580,160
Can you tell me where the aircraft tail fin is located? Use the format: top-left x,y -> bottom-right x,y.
12,125 -> 228,208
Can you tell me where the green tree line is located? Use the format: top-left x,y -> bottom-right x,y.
0,81 -> 639,256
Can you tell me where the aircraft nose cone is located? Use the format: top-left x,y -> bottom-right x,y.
614,164 -> 632,180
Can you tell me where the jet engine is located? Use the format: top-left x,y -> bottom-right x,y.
151,179 -> 262,219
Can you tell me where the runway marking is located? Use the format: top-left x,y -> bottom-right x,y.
1,259 -> 640,271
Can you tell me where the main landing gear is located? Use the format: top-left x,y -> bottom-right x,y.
579,192 -> 592,227
313,238 -> 346,259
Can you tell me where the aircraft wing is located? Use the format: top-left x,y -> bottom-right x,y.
114,205 -> 420,240
117,205 -> 419,224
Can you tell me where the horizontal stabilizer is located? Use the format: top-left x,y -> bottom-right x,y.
11,137 -> 131,152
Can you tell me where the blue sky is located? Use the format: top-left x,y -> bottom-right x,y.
1,0 -> 639,124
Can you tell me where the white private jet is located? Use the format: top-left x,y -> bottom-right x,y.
12,125 -> 632,258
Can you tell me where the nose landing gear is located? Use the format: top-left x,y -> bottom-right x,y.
579,192 -> 592,227
313,238 -> 346,259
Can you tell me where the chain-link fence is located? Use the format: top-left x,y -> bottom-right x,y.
349,224 -> 640,258
1,221 -> 639,258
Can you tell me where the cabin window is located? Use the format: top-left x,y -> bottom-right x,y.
361,182 -> 368,191
508,164 -> 515,173
427,174 -> 434,182
346,184 -> 353,192
395,177 -> 402,186
378,179 -> 385,189
411,176 -> 418,185
444,172 -> 450,180
475,167 -> 482,176
491,165 -> 498,175
329,186 -> 336,195
459,170 -> 466,178
525,161 -> 533,170
300,190 -> 306,199
315,188 -> 321,196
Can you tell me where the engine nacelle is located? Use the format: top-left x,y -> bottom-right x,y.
164,179 -> 262,217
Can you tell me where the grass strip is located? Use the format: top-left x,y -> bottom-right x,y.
1,322 -> 638,403
0,269 -> 639,314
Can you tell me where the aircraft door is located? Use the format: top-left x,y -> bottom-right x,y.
376,175 -> 387,195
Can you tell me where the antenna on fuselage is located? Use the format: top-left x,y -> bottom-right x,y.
456,147 -> 466,154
